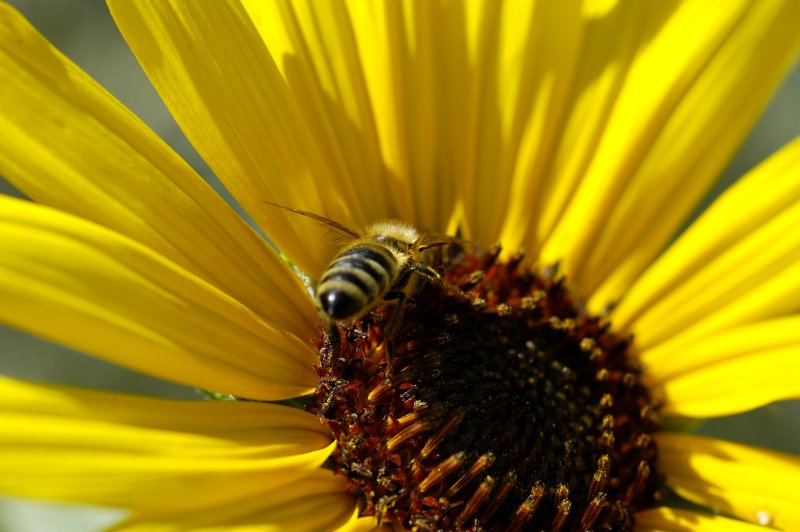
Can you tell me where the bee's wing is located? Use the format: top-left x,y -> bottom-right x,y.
263,201 -> 361,240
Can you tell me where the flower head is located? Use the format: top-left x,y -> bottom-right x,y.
1,1 -> 799,530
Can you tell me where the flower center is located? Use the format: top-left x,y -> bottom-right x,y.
310,247 -> 661,531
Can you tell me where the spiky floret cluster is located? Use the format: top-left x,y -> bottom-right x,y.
310,247 -> 662,531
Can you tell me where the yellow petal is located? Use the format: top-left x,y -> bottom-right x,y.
615,136 -> 800,353
0,3 -> 316,339
107,0 -> 370,277
637,507 -> 775,531
659,433 -> 800,530
538,0 -> 800,301
349,1 -> 470,234
0,197 -> 316,400
493,0 -> 609,257
246,0 -> 584,247
244,1 -> 414,226
643,316 -> 800,377
109,469 -> 352,532
655,347 -> 800,418
643,317 -> 800,417
0,379 -> 334,510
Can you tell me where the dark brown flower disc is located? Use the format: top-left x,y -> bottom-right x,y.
310,246 -> 662,531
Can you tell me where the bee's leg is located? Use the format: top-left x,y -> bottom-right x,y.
381,266 -> 440,374
412,264 -> 475,302
320,318 -> 341,368
382,266 -> 445,375
382,289 -> 407,376
409,265 -> 441,282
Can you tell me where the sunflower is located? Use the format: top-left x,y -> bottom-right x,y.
1,0 -> 800,530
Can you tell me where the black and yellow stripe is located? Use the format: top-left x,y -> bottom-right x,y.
317,244 -> 399,320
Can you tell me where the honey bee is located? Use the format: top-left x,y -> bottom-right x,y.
266,203 -> 454,370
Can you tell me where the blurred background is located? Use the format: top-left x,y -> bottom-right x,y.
1,1 -> 799,530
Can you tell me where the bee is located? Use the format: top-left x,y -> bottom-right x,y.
317,219 -> 442,320
266,203 -> 454,370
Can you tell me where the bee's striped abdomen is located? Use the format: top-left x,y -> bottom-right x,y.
318,244 -> 398,320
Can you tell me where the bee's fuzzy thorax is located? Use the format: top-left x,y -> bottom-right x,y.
364,220 -> 422,246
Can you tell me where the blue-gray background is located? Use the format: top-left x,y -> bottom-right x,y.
1,1 -> 798,530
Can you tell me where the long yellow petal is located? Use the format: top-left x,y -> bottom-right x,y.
491,0 -> 591,254
655,347 -> 800,417
243,1 -> 411,226
659,433 -> 800,530
615,136 -> 800,353
107,0 -> 370,277
108,469 -> 352,532
246,0 -> 538,240
642,316 -> 800,378
0,197 -> 316,400
0,3 -> 316,338
538,0 -> 800,301
637,507 -> 777,531
642,317 -> 800,417
0,379 -> 333,510
245,0 -> 586,245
